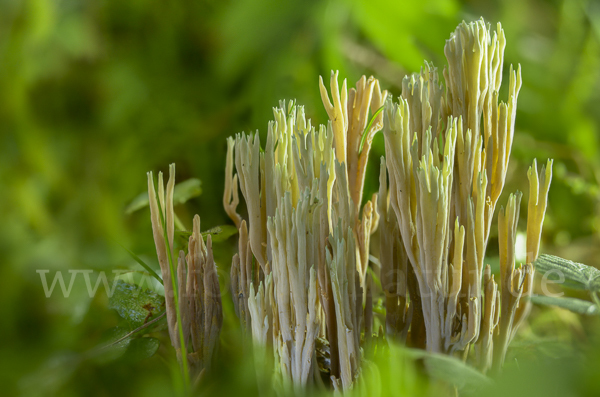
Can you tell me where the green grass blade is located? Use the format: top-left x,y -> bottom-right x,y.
121,244 -> 163,285
359,105 -> 384,154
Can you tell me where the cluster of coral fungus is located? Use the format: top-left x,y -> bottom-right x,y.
148,18 -> 552,392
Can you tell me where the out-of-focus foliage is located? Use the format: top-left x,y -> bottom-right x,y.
1,0 -> 600,396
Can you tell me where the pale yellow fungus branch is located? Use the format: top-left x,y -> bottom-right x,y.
234,133 -> 267,270
223,137 -> 242,228
526,159 -> 553,265
319,71 -> 348,165
348,76 -> 388,211
377,159 -> 411,341
512,159 -> 553,335
230,220 -> 254,334
328,224 -> 361,391
475,265 -> 500,373
494,192 -> 525,371
267,189 -> 321,387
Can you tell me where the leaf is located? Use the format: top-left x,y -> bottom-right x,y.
91,326 -> 132,364
125,178 -> 202,214
172,178 -> 203,205
105,311 -> 167,349
203,224 -> 238,242
116,271 -> 164,294
508,338 -> 574,360
530,294 -> 599,315
405,348 -> 492,392
109,280 -> 165,328
177,224 -> 239,243
125,192 -> 151,215
124,337 -> 160,362
20,353 -> 80,396
534,254 -> 600,291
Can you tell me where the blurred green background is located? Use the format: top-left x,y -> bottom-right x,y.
2,0 -> 600,395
